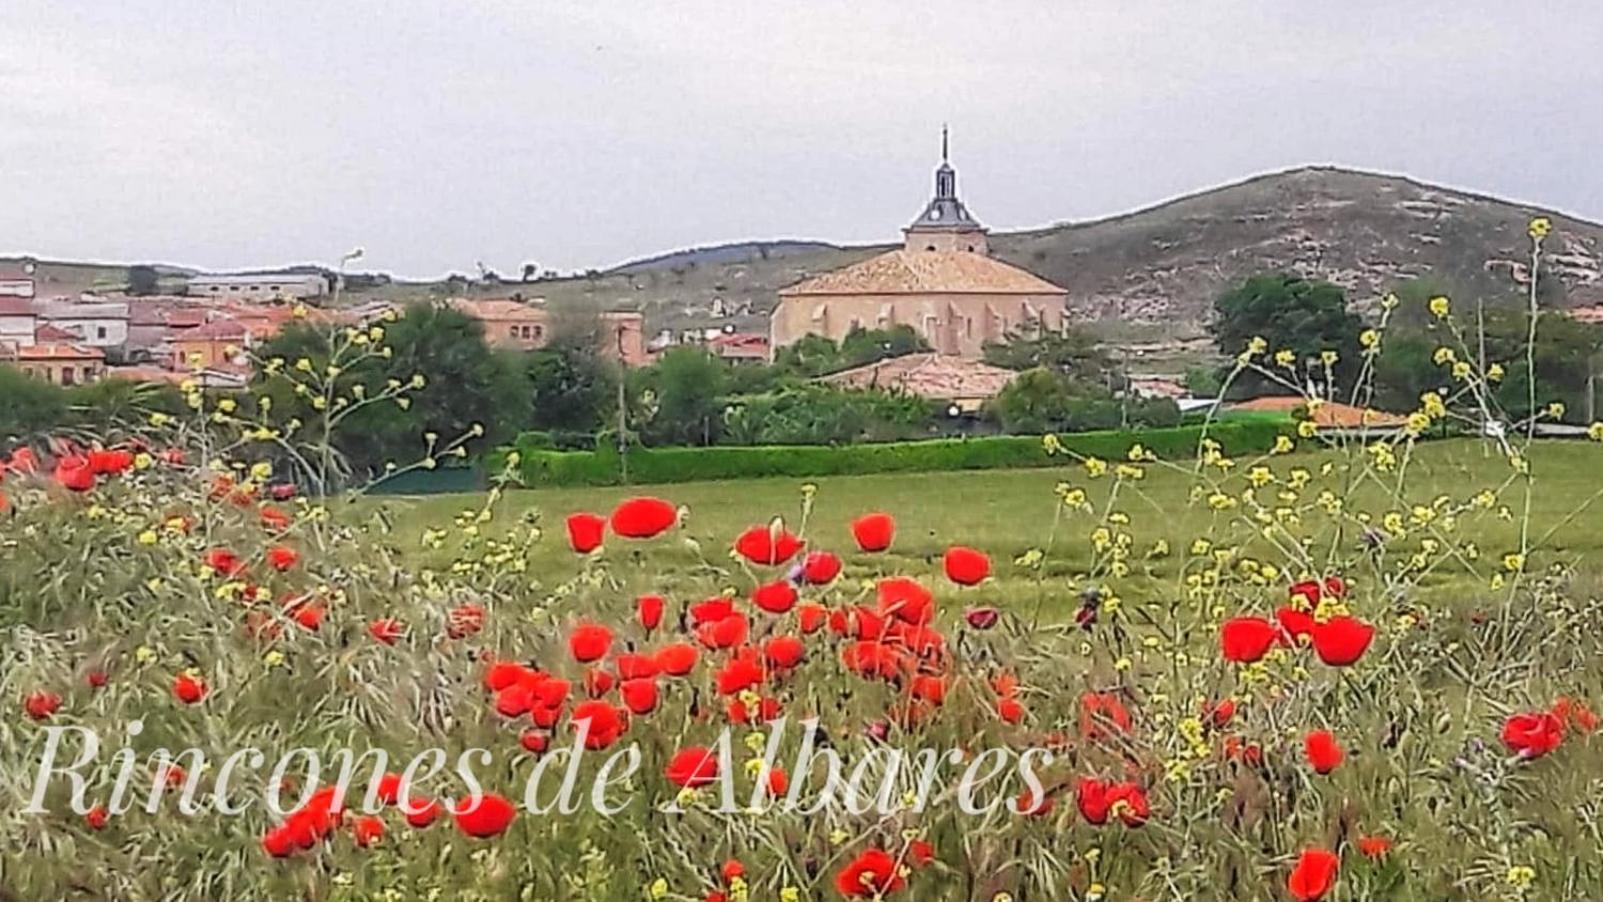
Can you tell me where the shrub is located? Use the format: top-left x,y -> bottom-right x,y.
498,420 -> 1285,487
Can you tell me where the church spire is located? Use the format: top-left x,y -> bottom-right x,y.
934,126 -> 956,200
904,125 -> 988,254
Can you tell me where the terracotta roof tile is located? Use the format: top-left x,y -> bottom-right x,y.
780,250 -> 1065,297
818,352 -> 1018,402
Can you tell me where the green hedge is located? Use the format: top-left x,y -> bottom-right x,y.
492,420 -> 1286,488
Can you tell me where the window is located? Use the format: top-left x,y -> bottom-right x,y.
509,326 -> 520,338
533,325 -> 544,339
61,367 -> 75,385
926,245 -> 936,252
96,326 -> 107,339
84,366 -> 96,382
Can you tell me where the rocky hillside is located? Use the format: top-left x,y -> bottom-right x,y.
518,166 -> 1603,340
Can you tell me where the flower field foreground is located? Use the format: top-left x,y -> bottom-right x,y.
6,278 -> 1603,898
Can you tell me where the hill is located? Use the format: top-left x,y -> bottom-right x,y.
512,166 -> 1602,343
11,166 -> 1602,351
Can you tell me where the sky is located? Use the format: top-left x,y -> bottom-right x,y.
4,1 -> 1602,279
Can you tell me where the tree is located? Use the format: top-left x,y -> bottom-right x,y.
0,367 -> 68,445
254,303 -> 525,484
523,339 -> 616,435
984,329 -> 1118,384
840,325 -> 928,368
522,263 -> 539,283
126,265 -> 160,296
634,347 -> 727,446
1212,273 -> 1362,396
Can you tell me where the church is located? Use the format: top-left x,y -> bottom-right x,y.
770,132 -> 1068,358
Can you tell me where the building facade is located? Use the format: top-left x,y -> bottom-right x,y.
771,132 -> 1067,358
2,343 -> 105,386
186,273 -> 328,301
35,300 -> 130,350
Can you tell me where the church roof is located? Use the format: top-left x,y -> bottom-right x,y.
778,249 -> 1066,297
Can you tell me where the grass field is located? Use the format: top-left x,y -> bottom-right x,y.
368,438 -> 1603,613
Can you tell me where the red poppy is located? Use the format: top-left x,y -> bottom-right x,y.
1076,777 -> 1112,824
637,594 -> 665,630
850,512 -> 896,552
842,640 -> 909,681
173,672 -> 208,704
752,580 -> 798,614
715,653 -> 765,695
908,839 -> 934,867
446,603 -> 486,639
1501,711 -> 1565,759
834,847 -> 906,897
656,643 -> 699,677
368,618 -> 404,645
1357,835 -> 1392,860
85,805 -> 109,830
519,730 -> 549,754
964,607 -> 1000,630
584,667 -> 615,697
765,766 -> 789,797
801,551 -> 842,585
565,512 -> 606,553
403,797 -> 442,829
1310,616 -> 1374,666
616,653 -> 660,681
1553,696 -> 1600,733
733,523 -> 805,566
996,696 -> 1026,724
287,598 -> 325,631
87,448 -> 133,475
54,456 -> 95,492
266,545 -> 299,572
260,505 -> 293,531
1220,616 -> 1278,663
728,696 -> 783,724
86,669 -> 108,690
205,548 -> 246,578
697,613 -> 749,649
452,792 -> 516,838
910,674 -> 948,705
1303,729 -> 1343,774
351,815 -> 385,848
1015,787 -> 1054,816
1275,606 -> 1316,644
24,690 -> 61,720
1323,576 -> 1347,598
1287,848 -> 1339,901
877,577 -> 934,625
1205,698 -> 1236,729
664,746 -> 721,787
1078,692 -> 1132,741
942,546 -> 991,585
609,497 -> 678,539
620,677 -> 660,714
763,635 -> 806,669
569,700 -> 627,750
796,603 -> 828,633
568,622 -> 614,663
1289,580 -> 1323,607
690,597 -> 736,625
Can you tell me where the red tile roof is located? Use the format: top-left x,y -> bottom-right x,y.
818,352 -> 1018,405
9,343 -> 105,361
781,250 -> 1066,297
1230,396 -> 1407,428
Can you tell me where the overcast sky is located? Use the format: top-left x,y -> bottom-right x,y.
4,1 -> 1601,278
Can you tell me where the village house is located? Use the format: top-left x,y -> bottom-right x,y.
1,342 -> 105,386
0,298 -> 37,350
186,273 -> 328,302
34,300 -> 130,354
817,352 -> 1021,412
771,132 -> 1068,358
448,297 -> 648,366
